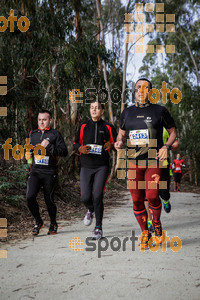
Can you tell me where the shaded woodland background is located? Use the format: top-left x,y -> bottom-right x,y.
0,0 -> 200,217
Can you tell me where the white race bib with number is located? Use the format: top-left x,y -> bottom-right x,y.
34,156 -> 49,165
129,129 -> 149,146
87,144 -> 102,155
176,167 -> 181,171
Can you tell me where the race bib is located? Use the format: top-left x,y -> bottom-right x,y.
129,129 -> 149,146
34,156 -> 49,165
176,167 -> 181,171
87,144 -> 102,155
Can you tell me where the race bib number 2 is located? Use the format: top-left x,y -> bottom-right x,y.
87,144 -> 102,155
129,129 -> 149,146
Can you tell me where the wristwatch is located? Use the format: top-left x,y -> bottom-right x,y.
164,144 -> 172,151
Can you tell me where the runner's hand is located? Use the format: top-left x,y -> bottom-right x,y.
157,146 -> 168,161
25,151 -> 32,160
104,140 -> 114,151
151,174 -> 160,184
78,145 -> 91,154
114,141 -> 123,150
40,139 -> 50,148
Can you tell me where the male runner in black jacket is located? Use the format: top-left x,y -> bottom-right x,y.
26,109 -> 68,235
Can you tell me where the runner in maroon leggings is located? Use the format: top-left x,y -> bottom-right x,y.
115,78 -> 176,249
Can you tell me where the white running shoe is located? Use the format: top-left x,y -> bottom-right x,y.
84,210 -> 93,226
92,227 -> 103,240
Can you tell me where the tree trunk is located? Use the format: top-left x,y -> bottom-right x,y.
49,63 -> 57,128
121,42 -> 128,112
96,0 -> 102,89
15,106 -> 18,144
109,151 -> 117,182
111,18 -> 116,75
96,0 -> 114,124
194,156 -> 198,186
69,0 -> 82,125
121,0 -> 131,112
52,87 -> 57,129
75,0 -> 82,41
69,101 -> 78,125
179,26 -> 200,86
186,151 -> 192,183
103,61 -> 114,124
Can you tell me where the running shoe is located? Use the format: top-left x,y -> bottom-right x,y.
92,227 -> 102,240
178,190 -> 181,192
47,222 -> 58,235
84,210 -> 93,226
31,221 -> 43,236
138,230 -> 152,250
163,200 -> 171,213
153,222 -> 164,244
148,220 -> 154,233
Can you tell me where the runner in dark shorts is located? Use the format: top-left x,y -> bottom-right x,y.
173,154 -> 185,191
115,78 -> 176,249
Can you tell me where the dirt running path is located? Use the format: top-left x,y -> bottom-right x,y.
0,192 -> 200,300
